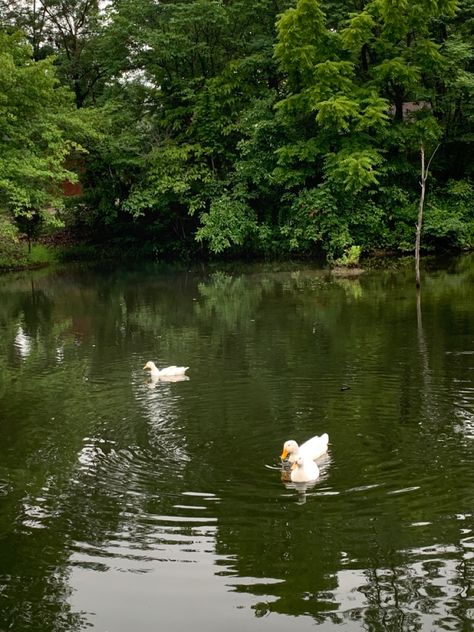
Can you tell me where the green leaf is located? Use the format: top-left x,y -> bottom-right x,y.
316,95 -> 360,132
196,193 -> 258,253
325,148 -> 383,193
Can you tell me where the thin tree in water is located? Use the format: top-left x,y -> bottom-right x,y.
415,143 -> 440,288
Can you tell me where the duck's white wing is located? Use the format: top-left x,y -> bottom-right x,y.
299,433 -> 329,460
157,374 -> 189,383
159,365 -> 189,376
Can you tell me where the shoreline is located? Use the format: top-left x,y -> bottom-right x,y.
1,242 -> 471,276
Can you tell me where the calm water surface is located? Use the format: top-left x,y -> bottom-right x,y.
0,258 -> 473,631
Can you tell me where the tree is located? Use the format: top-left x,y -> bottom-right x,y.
0,0 -> 107,107
270,0 -> 474,261
3,0 -> 473,262
75,0 -> 290,256
0,32 -> 82,240
415,142 -> 440,287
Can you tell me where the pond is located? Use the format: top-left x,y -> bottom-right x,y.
0,257 -> 473,631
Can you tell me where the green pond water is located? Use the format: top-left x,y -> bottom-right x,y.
0,257 -> 473,631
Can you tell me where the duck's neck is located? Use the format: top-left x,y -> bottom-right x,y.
289,450 -> 300,463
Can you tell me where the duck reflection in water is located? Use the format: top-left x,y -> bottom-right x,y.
281,477 -> 319,505
146,373 -> 190,386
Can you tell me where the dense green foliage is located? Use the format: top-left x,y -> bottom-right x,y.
0,32 -> 74,245
0,27 -> 94,264
1,0 -> 474,263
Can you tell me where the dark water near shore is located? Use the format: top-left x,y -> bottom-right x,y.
0,257 -> 473,631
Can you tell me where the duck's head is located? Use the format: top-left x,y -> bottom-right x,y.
280,439 -> 298,460
143,361 -> 157,371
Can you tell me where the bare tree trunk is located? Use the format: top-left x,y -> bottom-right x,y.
415,142 -> 440,288
415,144 -> 425,288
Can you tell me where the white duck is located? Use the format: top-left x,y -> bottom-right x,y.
290,457 -> 320,483
280,433 -> 329,464
143,361 -> 189,378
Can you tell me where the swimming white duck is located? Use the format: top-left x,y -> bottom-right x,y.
280,433 -> 329,464
143,361 -> 189,378
290,457 -> 320,483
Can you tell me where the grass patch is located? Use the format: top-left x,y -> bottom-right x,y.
28,243 -> 59,266
0,242 -> 59,271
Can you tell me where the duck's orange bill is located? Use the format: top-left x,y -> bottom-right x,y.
280,449 -> 289,459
